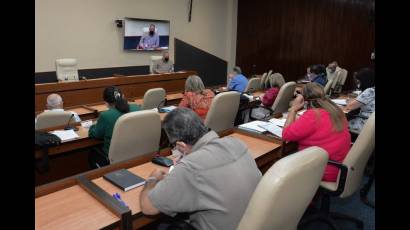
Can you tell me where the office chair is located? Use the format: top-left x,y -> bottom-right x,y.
270,81 -> 297,115
150,55 -> 163,73
265,70 -> 273,88
237,146 -> 329,230
299,112 -> 375,230
204,91 -> 240,132
259,72 -> 268,89
55,58 -> 79,82
108,110 -> 161,164
334,69 -> 348,93
245,77 -> 261,92
324,78 -> 334,96
36,111 -> 74,130
142,88 -> 166,110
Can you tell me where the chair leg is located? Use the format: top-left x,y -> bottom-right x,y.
330,212 -> 364,229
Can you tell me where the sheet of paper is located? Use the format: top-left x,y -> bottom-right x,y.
297,109 -> 307,116
269,118 -> 286,127
331,99 -> 347,106
50,129 -> 80,142
160,105 -> 177,112
81,120 -> 93,128
258,123 -> 283,138
238,120 -> 269,133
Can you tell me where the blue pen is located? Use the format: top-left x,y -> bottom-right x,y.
113,193 -> 128,208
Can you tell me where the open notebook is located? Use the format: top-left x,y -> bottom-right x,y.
50,130 -> 79,142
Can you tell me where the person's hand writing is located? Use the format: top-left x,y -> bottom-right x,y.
149,169 -> 167,181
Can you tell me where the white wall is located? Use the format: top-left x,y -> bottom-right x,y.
35,0 -> 237,73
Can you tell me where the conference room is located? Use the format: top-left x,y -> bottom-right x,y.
35,0 -> 375,229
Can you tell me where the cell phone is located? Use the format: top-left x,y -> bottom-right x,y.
152,156 -> 174,167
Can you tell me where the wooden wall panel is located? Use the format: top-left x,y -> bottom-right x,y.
236,0 -> 375,90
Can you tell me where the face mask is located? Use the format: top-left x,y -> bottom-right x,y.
149,31 -> 154,36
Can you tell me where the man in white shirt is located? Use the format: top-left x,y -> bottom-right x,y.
326,61 -> 342,82
35,94 -> 81,125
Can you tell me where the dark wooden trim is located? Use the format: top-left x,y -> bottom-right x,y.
77,176 -> 132,230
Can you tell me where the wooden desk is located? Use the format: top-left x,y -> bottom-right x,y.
35,128 -> 285,230
35,71 -> 195,112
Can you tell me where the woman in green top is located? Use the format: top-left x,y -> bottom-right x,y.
88,86 -> 141,168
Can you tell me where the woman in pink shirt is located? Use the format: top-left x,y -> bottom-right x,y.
179,75 -> 215,119
261,73 -> 285,107
282,83 -> 351,182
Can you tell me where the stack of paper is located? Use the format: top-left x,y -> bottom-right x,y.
332,99 -> 347,106
238,120 -> 270,133
297,109 -> 307,116
50,130 -> 79,142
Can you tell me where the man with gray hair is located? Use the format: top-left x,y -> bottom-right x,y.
152,51 -> 174,74
35,94 -> 81,125
326,61 -> 341,82
140,108 -> 261,230
227,66 -> 248,93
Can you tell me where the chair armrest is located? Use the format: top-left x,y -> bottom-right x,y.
325,160 -> 348,196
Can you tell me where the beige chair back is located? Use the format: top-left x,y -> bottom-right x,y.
204,91 -> 240,132
55,58 -> 79,82
324,78 -> 334,95
270,73 -> 286,88
142,88 -> 166,110
271,81 -> 296,115
108,110 -> 161,164
331,72 -> 341,90
237,147 -> 329,230
338,112 -> 375,198
265,70 -> 273,88
260,72 -> 267,89
36,111 -> 73,130
337,69 -> 348,87
150,56 -> 163,73
245,77 -> 261,92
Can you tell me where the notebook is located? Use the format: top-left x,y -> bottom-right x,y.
331,99 -> 347,106
258,122 -> 283,138
103,169 -> 146,192
49,130 -> 79,142
269,118 -> 286,127
238,120 -> 270,133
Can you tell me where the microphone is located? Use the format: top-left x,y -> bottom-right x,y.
157,99 -> 167,112
64,114 -> 78,131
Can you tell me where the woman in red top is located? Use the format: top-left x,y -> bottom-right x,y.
261,73 -> 285,107
179,75 -> 215,119
282,83 -> 351,182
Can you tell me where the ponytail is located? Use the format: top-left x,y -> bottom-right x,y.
103,86 -> 130,113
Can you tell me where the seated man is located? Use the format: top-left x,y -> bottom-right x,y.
140,108 -> 262,230
35,93 -> 81,125
307,64 -> 327,87
138,24 -> 160,50
227,66 -> 248,93
326,61 -> 342,82
153,51 -> 174,74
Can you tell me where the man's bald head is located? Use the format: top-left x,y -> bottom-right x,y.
46,94 -> 63,110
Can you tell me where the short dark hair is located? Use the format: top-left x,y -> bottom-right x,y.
103,86 -> 130,113
309,64 -> 327,76
162,108 -> 209,146
355,68 -> 375,91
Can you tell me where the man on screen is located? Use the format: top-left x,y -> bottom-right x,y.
138,24 -> 160,50
153,51 -> 174,73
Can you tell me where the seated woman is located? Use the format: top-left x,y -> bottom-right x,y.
261,73 -> 286,107
306,64 -> 328,86
344,68 -> 375,133
88,86 -> 141,168
282,83 -> 351,182
178,75 -> 215,119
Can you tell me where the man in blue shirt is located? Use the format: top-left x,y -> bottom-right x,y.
138,24 -> 160,50
307,64 -> 327,87
227,66 -> 248,93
